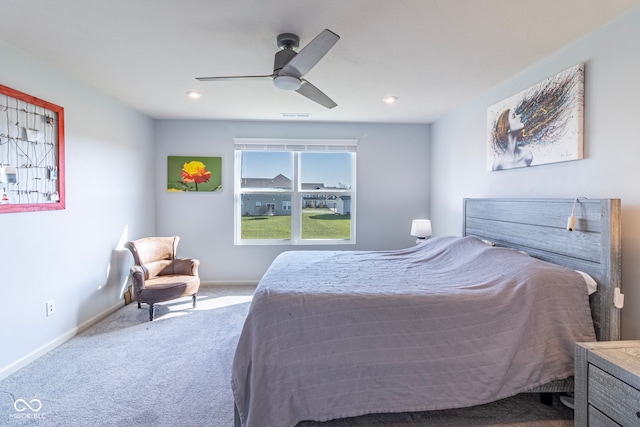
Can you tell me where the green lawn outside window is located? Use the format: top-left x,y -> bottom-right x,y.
241,208 -> 350,240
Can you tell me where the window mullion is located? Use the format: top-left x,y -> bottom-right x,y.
291,152 -> 301,243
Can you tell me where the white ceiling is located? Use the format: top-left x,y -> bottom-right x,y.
2,0 -> 639,123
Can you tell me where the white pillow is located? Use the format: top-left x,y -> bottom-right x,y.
575,270 -> 597,295
478,238 -> 597,295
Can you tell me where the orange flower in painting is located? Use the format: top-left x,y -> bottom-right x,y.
180,161 -> 211,190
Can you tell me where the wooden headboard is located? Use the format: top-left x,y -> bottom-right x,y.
463,198 -> 621,341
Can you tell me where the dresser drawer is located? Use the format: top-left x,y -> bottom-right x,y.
588,364 -> 640,426
588,405 -> 620,426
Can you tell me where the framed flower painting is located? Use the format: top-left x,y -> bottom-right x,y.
167,156 -> 222,192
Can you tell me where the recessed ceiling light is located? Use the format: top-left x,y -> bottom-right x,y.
186,91 -> 202,99
383,96 -> 398,104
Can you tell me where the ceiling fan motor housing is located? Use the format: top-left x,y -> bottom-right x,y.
274,33 -> 302,90
273,48 -> 297,73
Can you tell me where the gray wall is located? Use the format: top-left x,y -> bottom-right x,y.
430,7 -> 640,339
153,120 -> 430,282
0,41 -> 155,377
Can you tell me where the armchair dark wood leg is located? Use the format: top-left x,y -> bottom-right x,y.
149,304 -> 155,321
192,294 -> 197,308
137,300 -> 141,309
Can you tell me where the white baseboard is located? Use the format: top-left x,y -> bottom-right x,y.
0,300 -> 125,381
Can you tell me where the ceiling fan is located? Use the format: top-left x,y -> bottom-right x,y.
196,29 -> 340,109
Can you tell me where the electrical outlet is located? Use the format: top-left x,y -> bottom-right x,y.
46,300 -> 55,317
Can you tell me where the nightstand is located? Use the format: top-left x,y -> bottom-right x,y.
575,341 -> 640,426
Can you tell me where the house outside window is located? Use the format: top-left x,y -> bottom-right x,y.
234,138 -> 356,245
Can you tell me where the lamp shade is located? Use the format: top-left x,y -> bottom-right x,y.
410,219 -> 432,238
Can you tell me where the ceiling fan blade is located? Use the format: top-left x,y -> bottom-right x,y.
295,79 -> 337,109
196,74 -> 274,82
281,29 -> 339,77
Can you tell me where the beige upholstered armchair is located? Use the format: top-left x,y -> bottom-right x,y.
125,236 -> 200,321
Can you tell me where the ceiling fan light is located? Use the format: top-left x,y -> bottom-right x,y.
274,75 -> 302,91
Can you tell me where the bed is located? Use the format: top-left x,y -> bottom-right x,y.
232,198 -> 621,427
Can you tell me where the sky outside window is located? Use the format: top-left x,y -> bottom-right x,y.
300,152 -> 352,188
241,151 -> 291,179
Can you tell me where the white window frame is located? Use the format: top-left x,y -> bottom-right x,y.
234,138 -> 357,245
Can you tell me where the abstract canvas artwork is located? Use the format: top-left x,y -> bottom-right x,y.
487,64 -> 584,171
167,156 -> 222,192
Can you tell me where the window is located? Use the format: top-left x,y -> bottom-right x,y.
234,139 -> 357,245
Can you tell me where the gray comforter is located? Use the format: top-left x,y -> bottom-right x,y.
231,236 -> 596,427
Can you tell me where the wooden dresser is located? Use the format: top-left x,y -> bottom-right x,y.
575,341 -> 640,426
